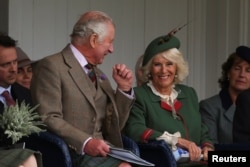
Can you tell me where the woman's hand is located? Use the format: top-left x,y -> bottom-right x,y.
177,138 -> 201,161
202,146 -> 214,161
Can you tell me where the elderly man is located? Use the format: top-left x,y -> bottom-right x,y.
31,11 -> 134,167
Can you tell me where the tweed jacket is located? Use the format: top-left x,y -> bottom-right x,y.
31,44 -> 134,154
233,89 -> 250,143
199,89 -> 235,144
0,83 -> 32,146
125,83 -> 212,147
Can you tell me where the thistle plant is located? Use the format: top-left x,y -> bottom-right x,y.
0,101 -> 46,144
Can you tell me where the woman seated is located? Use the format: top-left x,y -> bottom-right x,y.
16,47 -> 35,89
200,46 -> 250,144
124,34 -> 214,165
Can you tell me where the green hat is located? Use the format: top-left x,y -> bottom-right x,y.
142,35 -> 180,66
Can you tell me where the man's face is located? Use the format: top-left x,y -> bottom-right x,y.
0,46 -> 18,88
93,23 -> 115,65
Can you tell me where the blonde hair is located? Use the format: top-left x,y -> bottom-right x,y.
142,48 -> 189,84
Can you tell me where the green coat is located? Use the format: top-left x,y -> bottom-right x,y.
125,84 -> 212,146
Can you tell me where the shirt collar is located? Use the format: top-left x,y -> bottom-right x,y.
0,86 -> 12,95
0,86 -> 12,106
147,81 -> 178,103
70,44 -> 88,68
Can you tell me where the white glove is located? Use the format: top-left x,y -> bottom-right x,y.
156,131 -> 181,150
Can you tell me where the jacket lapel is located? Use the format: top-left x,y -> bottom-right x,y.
97,69 -> 119,118
219,89 -> 235,122
223,105 -> 235,122
61,45 -> 96,108
95,68 -> 114,99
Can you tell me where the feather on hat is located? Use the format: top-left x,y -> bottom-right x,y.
142,24 -> 187,67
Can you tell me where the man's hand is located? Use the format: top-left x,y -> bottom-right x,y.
112,64 -> 133,91
84,139 -> 110,157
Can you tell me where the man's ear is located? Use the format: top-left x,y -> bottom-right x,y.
90,33 -> 98,48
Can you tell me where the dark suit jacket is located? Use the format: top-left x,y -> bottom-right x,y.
31,44 -> 134,154
0,83 -> 32,113
233,89 -> 250,143
0,83 -> 33,146
199,89 -> 235,144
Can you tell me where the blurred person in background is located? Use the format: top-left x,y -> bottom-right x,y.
0,33 -> 42,167
16,47 -> 35,89
135,54 -> 144,86
200,46 -> 250,144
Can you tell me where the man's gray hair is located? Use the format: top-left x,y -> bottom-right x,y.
70,11 -> 114,44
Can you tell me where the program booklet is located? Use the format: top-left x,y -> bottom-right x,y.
108,147 -> 155,166
173,147 -> 203,163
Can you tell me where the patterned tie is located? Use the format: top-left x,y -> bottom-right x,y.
85,64 -> 97,83
1,90 -> 16,106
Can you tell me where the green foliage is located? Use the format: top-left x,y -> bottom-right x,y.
0,101 -> 46,144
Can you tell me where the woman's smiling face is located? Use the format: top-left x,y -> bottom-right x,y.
150,54 -> 177,94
